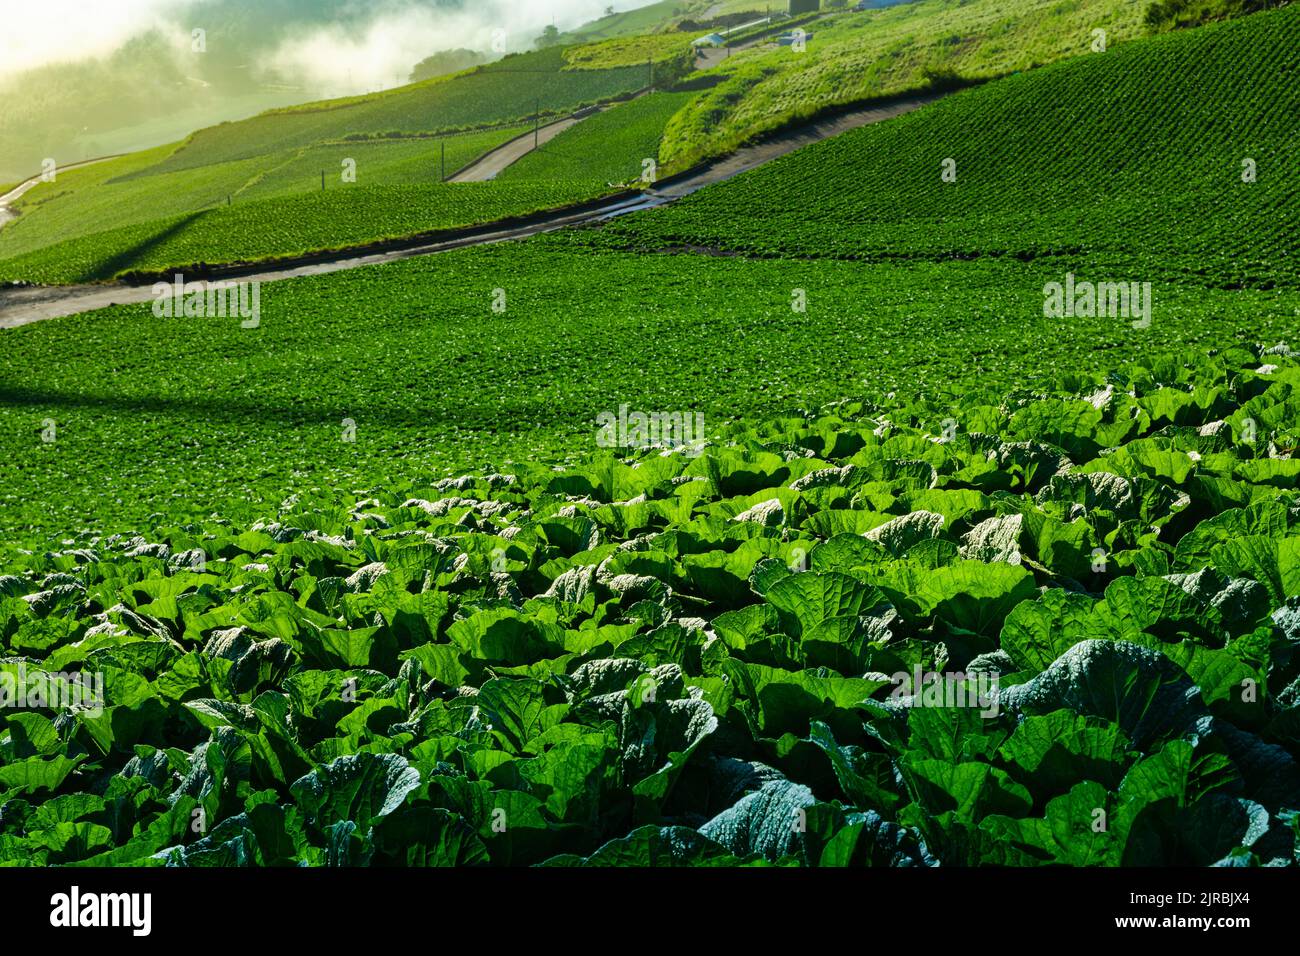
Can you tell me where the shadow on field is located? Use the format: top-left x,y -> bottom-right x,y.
88,212 -> 207,283
0,383 -> 552,431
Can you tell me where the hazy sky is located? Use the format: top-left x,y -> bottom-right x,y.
0,0 -> 661,86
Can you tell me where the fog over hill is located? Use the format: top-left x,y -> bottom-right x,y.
0,0 -> 660,180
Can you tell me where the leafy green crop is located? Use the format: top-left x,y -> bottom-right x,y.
0,344 -> 1296,866
0,181 -> 601,284
2,243 -> 1293,538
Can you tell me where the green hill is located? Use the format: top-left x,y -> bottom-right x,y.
574,5 -> 1300,289
0,46 -> 655,284
659,0 -> 1149,170
140,48 -> 647,178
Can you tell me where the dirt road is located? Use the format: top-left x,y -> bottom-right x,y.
449,115 -> 592,182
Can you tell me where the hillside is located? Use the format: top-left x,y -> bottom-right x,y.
572,5 -> 1300,289
659,0 -> 1149,170
0,0 -> 1172,286
497,91 -> 694,186
0,46 -> 654,284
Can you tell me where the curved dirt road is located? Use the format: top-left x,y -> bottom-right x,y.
449,114 -> 595,182
0,93 -> 943,330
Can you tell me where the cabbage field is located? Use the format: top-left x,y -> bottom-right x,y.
0,345 -> 1297,866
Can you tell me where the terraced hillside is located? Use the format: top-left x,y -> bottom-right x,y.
660,0 -> 1148,170
0,47 -> 650,283
0,0 -> 1179,286
574,5 -> 1300,289
497,92 -> 695,187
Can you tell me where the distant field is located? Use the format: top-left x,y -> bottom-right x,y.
577,6 -> 1300,289
660,0 -> 1147,170
0,45 -> 654,284
497,92 -> 694,187
140,48 -> 647,178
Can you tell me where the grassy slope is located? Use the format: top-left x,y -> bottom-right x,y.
572,6 -> 1300,289
660,0 -> 1147,169
496,92 -> 695,186
0,182 -> 601,285
564,0 -> 703,40
563,34 -> 693,69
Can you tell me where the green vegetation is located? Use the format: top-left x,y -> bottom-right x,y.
575,6 -> 1300,289
659,0 -> 1148,170
410,49 -> 489,84
497,93 -> 694,186
0,182 -> 600,285
2,241 -> 1294,535
564,0 -> 701,41
2,4 -> 1298,871
1144,0 -> 1274,31
0,342 -> 1297,865
0,126 -> 538,284
0,46 -> 652,284
563,34 -> 693,70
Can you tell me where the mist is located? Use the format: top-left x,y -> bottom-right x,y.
0,0 -> 665,181
1,0 -> 664,91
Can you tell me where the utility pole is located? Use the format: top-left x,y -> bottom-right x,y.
534,98 -> 540,149
321,170 -> 325,191
648,56 -> 653,91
